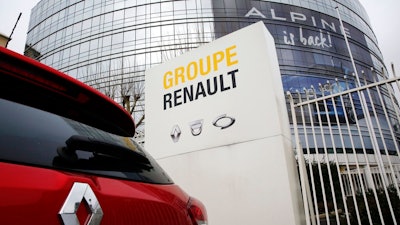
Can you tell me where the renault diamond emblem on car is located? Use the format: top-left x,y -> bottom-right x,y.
59,182 -> 103,225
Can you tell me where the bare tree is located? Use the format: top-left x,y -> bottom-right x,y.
83,22 -> 215,141
119,74 -> 145,131
84,58 -> 145,138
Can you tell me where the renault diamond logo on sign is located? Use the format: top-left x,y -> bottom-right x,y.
170,125 -> 182,143
59,182 -> 103,225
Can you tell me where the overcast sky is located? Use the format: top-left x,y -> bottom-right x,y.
0,0 -> 399,75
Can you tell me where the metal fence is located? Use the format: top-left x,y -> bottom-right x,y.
287,73 -> 400,225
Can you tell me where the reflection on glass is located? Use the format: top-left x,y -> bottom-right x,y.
26,0 -> 388,135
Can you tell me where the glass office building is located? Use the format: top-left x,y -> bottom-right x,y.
25,0 -> 397,154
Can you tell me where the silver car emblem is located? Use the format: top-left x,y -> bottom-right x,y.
170,125 -> 182,142
189,119 -> 204,136
59,182 -> 103,225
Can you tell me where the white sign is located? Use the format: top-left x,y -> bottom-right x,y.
146,21 -> 289,158
145,21 -> 304,225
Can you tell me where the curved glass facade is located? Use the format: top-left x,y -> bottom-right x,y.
26,0 -> 396,153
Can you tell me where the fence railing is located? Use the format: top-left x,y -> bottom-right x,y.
287,73 -> 400,225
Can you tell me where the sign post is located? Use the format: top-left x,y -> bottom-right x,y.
145,21 -> 305,225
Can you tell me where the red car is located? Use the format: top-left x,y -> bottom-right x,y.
0,47 -> 207,225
